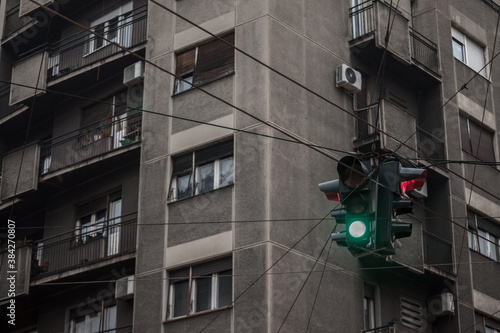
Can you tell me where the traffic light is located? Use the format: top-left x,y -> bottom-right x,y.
376,161 -> 427,254
319,156 -> 375,256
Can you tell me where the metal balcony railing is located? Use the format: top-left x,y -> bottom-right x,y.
355,103 -> 445,161
0,83 -> 26,118
350,1 -> 375,39
410,28 -> 439,75
31,213 -> 137,279
423,230 -> 454,274
416,127 -> 445,161
39,113 -> 142,175
363,324 -> 394,333
2,4 -> 34,40
46,5 -> 147,80
350,2 -> 439,76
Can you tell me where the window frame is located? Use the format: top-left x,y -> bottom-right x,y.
468,210 -> 500,261
169,140 -> 234,202
459,114 -> 496,163
451,27 -> 487,76
70,304 -> 117,333
167,258 -> 233,320
86,2 -> 133,55
173,32 -> 235,95
74,192 -> 122,245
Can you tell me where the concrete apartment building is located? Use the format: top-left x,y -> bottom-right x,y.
0,0 -> 499,332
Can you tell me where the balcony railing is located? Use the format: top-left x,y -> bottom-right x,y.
410,28 -> 439,75
416,127 -> 445,160
0,83 -> 26,118
31,213 -> 137,279
2,4 -> 34,40
350,0 -> 375,39
350,2 -> 439,76
47,5 -> 147,80
363,324 -> 394,333
423,230 -> 453,274
39,113 -> 142,175
355,102 -> 445,160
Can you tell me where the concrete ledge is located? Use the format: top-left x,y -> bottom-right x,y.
174,11 -> 235,51
165,231 -> 232,269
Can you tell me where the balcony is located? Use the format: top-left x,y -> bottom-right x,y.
423,230 -> 454,275
354,100 -> 445,161
39,113 -> 142,175
2,4 -> 36,42
47,5 -> 147,81
349,1 -> 439,82
31,213 -> 137,279
9,5 -> 147,105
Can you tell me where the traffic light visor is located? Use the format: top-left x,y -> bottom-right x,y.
400,169 -> 427,195
337,156 -> 369,189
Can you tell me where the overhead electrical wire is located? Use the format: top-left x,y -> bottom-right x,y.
18,0 -> 500,285
17,0 -> 499,275
18,1 -> 500,329
16,0 -> 500,212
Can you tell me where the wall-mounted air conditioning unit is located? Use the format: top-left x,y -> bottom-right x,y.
123,61 -> 144,86
336,64 -> 362,93
115,275 -> 135,300
428,292 -> 455,317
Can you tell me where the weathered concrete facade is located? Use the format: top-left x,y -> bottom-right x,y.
0,0 -> 499,332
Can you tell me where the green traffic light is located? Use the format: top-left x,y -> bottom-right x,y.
348,220 -> 367,238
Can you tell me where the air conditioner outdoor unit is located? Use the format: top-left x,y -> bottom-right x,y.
336,64 -> 362,93
123,61 -> 144,86
428,292 -> 455,317
115,275 -> 135,300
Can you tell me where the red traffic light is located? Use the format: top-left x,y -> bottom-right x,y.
400,169 -> 427,195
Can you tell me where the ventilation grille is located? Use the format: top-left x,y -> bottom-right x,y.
400,297 -> 424,331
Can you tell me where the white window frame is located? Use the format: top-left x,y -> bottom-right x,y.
74,197 -> 122,244
70,305 -> 116,333
468,211 -> 499,261
169,145 -> 234,202
167,266 -> 232,319
86,2 -> 133,55
75,209 -> 107,243
452,27 -> 486,76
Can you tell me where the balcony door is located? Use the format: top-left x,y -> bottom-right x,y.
107,198 -> 122,256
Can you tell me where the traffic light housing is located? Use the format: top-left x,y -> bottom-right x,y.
319,156 -> 375,256
376,161 -> 427,254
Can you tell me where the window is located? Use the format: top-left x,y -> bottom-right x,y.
70,305 -> 116,333
169,140 -> 234,201
174,32 -> 235,94
167,257 -> 232,319
80,91 -> 135,149
468,210 -> 500,261
74,192 -> 122,249
87,2 -> 133,54
363,283 -> 376,330
452,27 -> 486,75
460,115 -> 495,163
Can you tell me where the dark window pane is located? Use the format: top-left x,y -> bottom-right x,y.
219,156 -> 234,187
460,115 -> 472,154
197,162 -> 214,194
195,276 -> 212,312
218,269 -> 232,307
177,173 -> 193,200
173,280 -> 189,317
108,17 -> 119,41
452,39 -> 465,62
